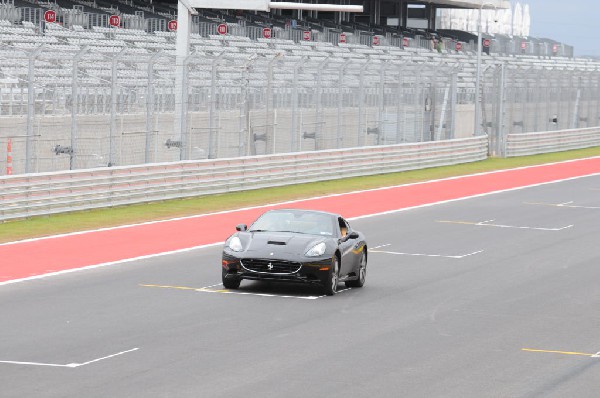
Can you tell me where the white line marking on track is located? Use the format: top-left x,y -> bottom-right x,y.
371,244 -> 392,250
0,348 -> 139,368
438,219 -> 574,231
201,283 -> 224,289
142,283 -> 327,300
196,288 -> 323,300
525,201 -> 600,210
591,352 -> 600,358
144,283 -> 353,299
371,249 -> 484,259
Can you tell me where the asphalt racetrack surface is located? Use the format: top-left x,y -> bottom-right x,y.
1,174 -> 600,397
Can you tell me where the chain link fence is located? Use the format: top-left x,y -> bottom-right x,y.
1,47 -> 463,175
481,64 -> 600,156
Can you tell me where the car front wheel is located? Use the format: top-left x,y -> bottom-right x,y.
323,256 -> 339,296
222,269 -> 241,289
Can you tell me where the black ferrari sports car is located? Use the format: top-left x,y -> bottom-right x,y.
221,209 -> 367,296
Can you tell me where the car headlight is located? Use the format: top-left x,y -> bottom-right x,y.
305,242 -> 326,257
228,236 -> 243,252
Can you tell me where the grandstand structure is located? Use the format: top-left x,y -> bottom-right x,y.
0,0 -> 598,175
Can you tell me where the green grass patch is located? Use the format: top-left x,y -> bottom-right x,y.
1,147 -> 599,244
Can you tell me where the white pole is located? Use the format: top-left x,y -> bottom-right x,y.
174,1 -> 191,159
475,5 -> 482,136
475,2 -> 499,137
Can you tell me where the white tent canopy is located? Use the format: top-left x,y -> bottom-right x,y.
522,4 -> 531,37
439,1 -> 531,37
513,2 -> 523,36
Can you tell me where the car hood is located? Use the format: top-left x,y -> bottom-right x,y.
242,232 -> 326,255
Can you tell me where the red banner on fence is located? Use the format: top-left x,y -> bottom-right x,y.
6,138 -> 12,175
44,10 -> 56,23
217,23 -> 228,35
109,15 -> 120,27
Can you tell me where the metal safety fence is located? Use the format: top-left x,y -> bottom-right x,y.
0,136 -> 487,221
481,64 -> 600,157
505,127 -> 600,157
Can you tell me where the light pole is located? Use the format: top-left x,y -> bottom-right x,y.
474,2 -> 496,136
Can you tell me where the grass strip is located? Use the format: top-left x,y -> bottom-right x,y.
1,147 -> 599,244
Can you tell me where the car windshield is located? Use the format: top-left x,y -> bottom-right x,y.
250,210 -> 335,236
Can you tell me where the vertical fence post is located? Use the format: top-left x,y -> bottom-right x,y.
429,64 -> 438,142
495,63 -> 506,157
533,69 -> 541,132
555,69 -> 563,131
209,53 -> 224,159
315,56 -> 330,151
337,62 -> 349,149
522,72 -> 529,133
449,69 -> 458,139
266,54 -> 279,154
26,45 -> 43,174
596,70 -> 600,127
110,49 -> 126,167
589,72 -> 594,127
180,54 -> 194,160
549,69 -> 557,131
357,60 -> 370,147
239,57 -> 253,157
415,66 -> 423,142
377,62 -> 386,145
572,75 -> 581,129
587,70 -> 600,127
395,63 -> 404,144
291,57 -> 305,152
146,51 -> 163,163
70,46 -> 89,171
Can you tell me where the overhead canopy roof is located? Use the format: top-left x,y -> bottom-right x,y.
176,1 -> 511,11
415,0 -> 510,9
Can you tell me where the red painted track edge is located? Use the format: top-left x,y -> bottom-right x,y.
1,156 -> 599,284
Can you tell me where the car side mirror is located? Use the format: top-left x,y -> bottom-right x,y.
348,231 -> 359,239
236,224 -> 247,232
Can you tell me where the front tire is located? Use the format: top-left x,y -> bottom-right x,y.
323,256 -> 339,296
346,250 -> 366,288
222,269 -> 241,289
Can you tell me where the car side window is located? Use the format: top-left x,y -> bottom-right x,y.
338,218 -> 350,238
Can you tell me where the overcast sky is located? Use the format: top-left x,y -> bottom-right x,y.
522,0 -> 598,56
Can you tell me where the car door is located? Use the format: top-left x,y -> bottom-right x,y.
338,217 -> 358,277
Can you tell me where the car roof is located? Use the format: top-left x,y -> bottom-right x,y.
264,208 -> 342,219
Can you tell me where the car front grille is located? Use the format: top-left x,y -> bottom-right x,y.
240,259 -> 302,274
